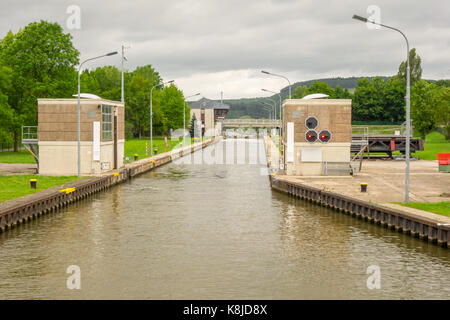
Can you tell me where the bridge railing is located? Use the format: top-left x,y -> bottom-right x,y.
222,119 -> 281,126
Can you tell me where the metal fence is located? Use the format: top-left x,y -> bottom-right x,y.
0,142 -> 25,152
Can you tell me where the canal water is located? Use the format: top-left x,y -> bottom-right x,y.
0,140 -> 449,299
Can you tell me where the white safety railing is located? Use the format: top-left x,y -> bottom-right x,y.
223,119 -> 281,126
22,126 -> 38,144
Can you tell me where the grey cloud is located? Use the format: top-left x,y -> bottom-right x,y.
0,0 -> 448,98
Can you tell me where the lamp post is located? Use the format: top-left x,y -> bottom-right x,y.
77,51 -> 118,177
262,101 -> 276,124
262,88 -> 282,136
150,80 -> 174,156
259,103 -> 273,121
261,70 -> 292,99
259,104 -> 273,138
260,105 -> 273,123
264,97 -> 277,124
121,44 -> 131,104
183,93 -> 201,146
352,14 -> 411,203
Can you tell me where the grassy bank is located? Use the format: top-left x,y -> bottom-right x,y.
0,150 -> 35,163
398,201 -> 450,217
412,131 -> 450,160
0,175 -> 79,203
124,137 -> 191,162
0,137 -> 192,164
351,125 -> 402,135
350,127 -> 449,160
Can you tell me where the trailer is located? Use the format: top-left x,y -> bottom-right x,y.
351,135 -> 424,158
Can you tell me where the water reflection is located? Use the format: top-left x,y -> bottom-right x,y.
0,140 -> 448,299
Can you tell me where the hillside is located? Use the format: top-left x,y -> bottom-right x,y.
224,76 -> 391,119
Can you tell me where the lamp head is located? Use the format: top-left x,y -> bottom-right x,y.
106,51 -> 118,56
261,70 -> 270,75
352,14 -> 368,23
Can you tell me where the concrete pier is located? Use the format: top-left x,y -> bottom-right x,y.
264,136 -> 450,248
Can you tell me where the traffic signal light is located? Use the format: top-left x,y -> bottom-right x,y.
319,130 -> 331,143
305,130 -> 317,142
305,116 -> 318,129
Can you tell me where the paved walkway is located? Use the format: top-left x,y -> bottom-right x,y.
0,163 -> 37,175
280,160 -> 449,204
264,135 -> 281,173
264,138 -> 450,224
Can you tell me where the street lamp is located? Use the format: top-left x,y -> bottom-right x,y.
261,70 -> 292,98
121,44 -> 132,103
259,103 -> 273,121
261,101 -> 276,123
150,80 -> 174,156
352,14 -> 411,203
77,51 -> 118,177
258,103 -> 273,138
262,88 -> 282,135
264,97 -> 277,121
183,93 -> 201,146
260,105 -> 273,120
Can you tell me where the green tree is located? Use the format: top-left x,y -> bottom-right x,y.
397,48 -> 422,86
334,85 -> 352,99
0,21 -> 79,150
292,85 -> 308,98
434,86 -> 450,140
125,64 -> 163,137
435,79 -> 450,88
80,66 -> 121,100
306,81 -> 335,98
0,65 -> 13,143
126,74 -> 151,138
411,80 -> 438,138
131,65 -> 161,84
159,84 -> 185,133
352,77 -> 386,122
383,78 -> 405,123
189,114 -> 200,138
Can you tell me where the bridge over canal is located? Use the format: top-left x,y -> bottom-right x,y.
222,119 -> 281,128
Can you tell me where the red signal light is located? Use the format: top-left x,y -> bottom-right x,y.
305,130 -> 317,142
318,130 -> 331,143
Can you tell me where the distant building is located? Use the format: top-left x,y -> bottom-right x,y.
189,97 -> 230,137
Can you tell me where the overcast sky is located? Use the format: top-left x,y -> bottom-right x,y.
1,0 -> 449,99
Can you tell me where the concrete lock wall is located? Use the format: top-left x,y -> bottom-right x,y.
282,99 -> 352,176
38,99 -> 125,176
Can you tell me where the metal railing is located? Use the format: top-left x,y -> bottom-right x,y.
0,142 -> 25,152
222,119 -> 281,126
22,126 -> 38,144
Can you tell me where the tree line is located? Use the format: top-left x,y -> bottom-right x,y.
290,49 -> 449,139
80,64 -> 187,139
0,20 -> 188,150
